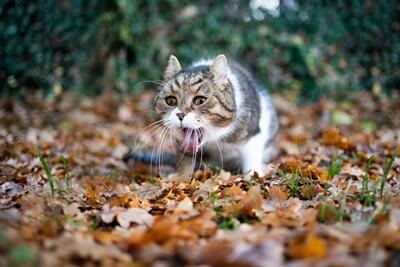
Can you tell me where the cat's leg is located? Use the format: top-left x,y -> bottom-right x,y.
168,154 -> 200,181
239,135 -> 266,176
263,143 -> 276,163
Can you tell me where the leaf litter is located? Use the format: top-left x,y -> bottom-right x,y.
0,91 -> 399,267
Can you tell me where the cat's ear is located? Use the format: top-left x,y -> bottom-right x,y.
210,54 -> 228,85
164,55 -> 182,80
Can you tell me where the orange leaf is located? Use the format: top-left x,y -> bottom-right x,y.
91,231 -> 123,245
221,184 -> 243,197
269,185 -> 289,201
304,165 -> 329,182
321,128 -> 355,151
280,159 -> 303,172
288,233 -> 327,259
85,186 -> 100,203
238,186 -> 263,216
180,212 -> 217,237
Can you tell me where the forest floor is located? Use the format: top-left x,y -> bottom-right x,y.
1,90 -> 399,267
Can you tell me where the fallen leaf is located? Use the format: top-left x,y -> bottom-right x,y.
117,208 -> 154,228
280,158 -> 302,172
321,128 -> 356,151
0,181 -> 24,196
342,166 -> 366,177
231,240 -> 284,267
101,205 -> 153,228
288,232 -> 327,259
238,186 -> 263,216
221,184 -> 243,197
46,232 -> 131,262
304,165 -> 329,182
268,186 -> 289,201
174,197 -> 193,214
91,231 -> 124,245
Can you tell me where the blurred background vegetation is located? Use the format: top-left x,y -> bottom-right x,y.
1,0 -> 399,100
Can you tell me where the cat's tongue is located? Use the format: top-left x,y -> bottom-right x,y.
181,128 -> 200,153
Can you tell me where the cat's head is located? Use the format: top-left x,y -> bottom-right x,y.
154,54 -> 236,153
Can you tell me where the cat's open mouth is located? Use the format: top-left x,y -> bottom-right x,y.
181,127 -> 204,153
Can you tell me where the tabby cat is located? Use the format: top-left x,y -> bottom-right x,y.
150,54 -> 279,178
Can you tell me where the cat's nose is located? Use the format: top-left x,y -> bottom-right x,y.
176,112 -> 185,121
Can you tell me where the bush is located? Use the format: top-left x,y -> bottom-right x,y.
1,0 -> 399,99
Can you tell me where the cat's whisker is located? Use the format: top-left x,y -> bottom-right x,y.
134,80 -> 167,88
199,141 -> 204,171
175,129 -> 187,167
191,145 -> 196,176
192,128 -> 201,174
154,127 -> 169,177
150,127 -> 168,178
155,129 -> 164,176
168,127 -> 180,148
191,130 -> 197,173
129,125 -> 164,165
132,120 -> 166,152
214,139 -> 224,171
156,127 -> 170,176
133,125 -> 166,154
157,127 -> 170,177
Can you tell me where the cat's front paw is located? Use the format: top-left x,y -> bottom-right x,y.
243,167 -> 265,179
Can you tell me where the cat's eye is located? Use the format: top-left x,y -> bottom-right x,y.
165,96 -> 177,106
193,96 -> 207,105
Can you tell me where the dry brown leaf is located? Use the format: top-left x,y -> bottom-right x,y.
221,184 -> 243,197
101,205 -> 153,228
173,197 -> 194,215
140,216 -> 197,244
135,182 -> 168,200
303,165 -> 329,182
117,208 -> 154,228
238,186 -> 263,216
91,231 -> 124,245
179,212 -> 217,237
288,232 -> 327,259
47,232 -> 132,263
279,158 -> 303,172
108,193 -> 149,209
342,166 -> 366,177
197,240 -> 233,266
321,128 -> 355,151
269,185 -> 289,201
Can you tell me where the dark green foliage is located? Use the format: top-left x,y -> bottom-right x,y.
0,0 -> 101,94
1,1 -> 399,98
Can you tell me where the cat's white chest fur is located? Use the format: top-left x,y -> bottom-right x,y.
237,90 -> 275,175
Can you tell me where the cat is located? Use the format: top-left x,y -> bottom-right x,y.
126,54 -> 279,179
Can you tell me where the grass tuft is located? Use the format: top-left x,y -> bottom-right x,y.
328,157 -> 342,179
40,155 -> 55,197
60,155 -> 72,191
379,153 -> 396,198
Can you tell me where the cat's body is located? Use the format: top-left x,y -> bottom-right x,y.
186,58 -> 278,173
153,55 -> 278,178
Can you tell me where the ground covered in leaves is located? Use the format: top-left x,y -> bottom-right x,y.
1,91 -> 400,267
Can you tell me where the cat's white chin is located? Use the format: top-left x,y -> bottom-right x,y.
202,123 -> 233,144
